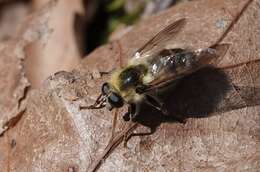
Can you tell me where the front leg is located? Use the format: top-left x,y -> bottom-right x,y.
123,103 -> 137,122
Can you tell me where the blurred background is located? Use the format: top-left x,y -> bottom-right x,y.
0,0 -> 185,88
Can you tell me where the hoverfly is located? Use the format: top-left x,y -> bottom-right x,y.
83,18 -> 229,124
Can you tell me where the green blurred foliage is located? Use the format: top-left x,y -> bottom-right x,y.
86,0 -> 149,53
105,0 -> 144,33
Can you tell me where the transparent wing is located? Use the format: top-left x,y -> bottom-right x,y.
163,57 -> 260,117
133,18 -> 186,60
141,44 -> 230,92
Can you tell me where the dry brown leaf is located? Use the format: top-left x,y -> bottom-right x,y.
0,1 -> 30,42
0,0 -> 259,172
0,41 -> 30,135
25,0 -> 84,88
0,1 -> 58,136
0,0 -> 85,133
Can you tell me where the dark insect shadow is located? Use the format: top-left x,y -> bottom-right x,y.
133,66 -> 260,133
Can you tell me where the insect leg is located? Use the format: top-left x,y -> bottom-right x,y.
136,83 -> 167,94
144,94 -> 165,112
123,104 -> 136,121
136,84 -> 150,94
122,104 -> 138,147
144,94 -> 186,124
99,68 -> 116,76
79,93 -> 106,109
130,104 -> 140,121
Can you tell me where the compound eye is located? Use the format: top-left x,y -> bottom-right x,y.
102,82 -> 110,95
108,92 -> 124,108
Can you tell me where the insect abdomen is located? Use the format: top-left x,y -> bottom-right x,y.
148,49 -> 196,78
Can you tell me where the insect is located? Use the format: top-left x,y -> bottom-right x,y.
83,18 -> 229,125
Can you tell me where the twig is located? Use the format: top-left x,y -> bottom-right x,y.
87,122 -> 139,172
214,0 -> 253,45
218,58 -> 260,70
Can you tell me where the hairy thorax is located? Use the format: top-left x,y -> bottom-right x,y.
109,64 -> 147,103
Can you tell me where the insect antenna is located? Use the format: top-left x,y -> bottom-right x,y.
80,93 -> 107,109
